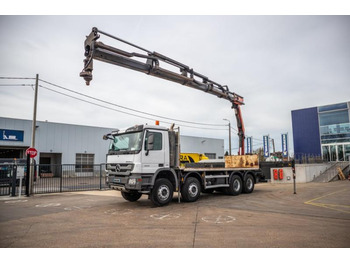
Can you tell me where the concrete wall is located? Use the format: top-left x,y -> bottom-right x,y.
270,163 -> 332,183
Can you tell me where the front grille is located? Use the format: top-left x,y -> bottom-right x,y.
106,163 -> 134,176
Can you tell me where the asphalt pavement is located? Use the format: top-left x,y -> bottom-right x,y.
1,180 -> 349,248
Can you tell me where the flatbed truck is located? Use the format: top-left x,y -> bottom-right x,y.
104,124 -> 264,206
79,27 -> 265,206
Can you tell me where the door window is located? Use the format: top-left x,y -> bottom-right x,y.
322,146 -> 330,161
145,132 -> 162,151
330,145 -> 337,161
337,145 -> 344,161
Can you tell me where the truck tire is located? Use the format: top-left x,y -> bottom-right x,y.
150,178 -> 174,206
243,174 -> 255,194
121,191 -> 142,202
225,174 -> 243,196
181,177 -> 201,202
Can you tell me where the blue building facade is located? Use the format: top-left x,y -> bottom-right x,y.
292,102 -> 350,162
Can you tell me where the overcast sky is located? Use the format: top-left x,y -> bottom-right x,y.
0,15 -> 349,154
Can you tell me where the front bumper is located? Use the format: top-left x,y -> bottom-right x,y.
106,174 -> 143,191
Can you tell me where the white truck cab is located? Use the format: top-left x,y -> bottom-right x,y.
105,124 -> 179,205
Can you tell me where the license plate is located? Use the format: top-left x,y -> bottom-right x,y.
113,178 -> 121,183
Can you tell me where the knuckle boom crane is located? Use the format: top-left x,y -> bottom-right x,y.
80,27 -> 246,155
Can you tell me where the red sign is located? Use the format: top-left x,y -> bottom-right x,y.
26,147 -> 38,158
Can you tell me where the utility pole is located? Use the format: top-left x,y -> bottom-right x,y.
29,74 -> 39,195
271,138 -> 276,161
271,138 -> 276,154
223,119 -> 231,155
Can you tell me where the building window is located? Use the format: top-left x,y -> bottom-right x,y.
205,153 -> 216,159
319,110 -> 349,126
75,153 -> 94,172
345,145 -> 350,162
318,102 -> 348,112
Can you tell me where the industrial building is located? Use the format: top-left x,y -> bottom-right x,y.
0,117 -> 224,166
292,101 -> 350,162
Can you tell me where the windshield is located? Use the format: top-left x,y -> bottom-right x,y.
109,131 -> 143,154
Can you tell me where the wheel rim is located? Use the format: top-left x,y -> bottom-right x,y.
188,183 -> 199,197
233,179 -> 241,191
246,178 -> 253,190
157,185 -> 170,201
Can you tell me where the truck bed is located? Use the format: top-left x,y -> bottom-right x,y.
182,167 -> 261,172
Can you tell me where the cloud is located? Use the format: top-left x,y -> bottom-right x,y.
1,16 -> 350,154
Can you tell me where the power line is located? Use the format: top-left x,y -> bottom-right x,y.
39,78 -> 227,127
0,77 -> 35,80
0,77 -> 249,133
0,84 -> 34,86
38,84 -> 227,131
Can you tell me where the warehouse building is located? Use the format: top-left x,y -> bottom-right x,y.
0,117 -> 224,166
291,101 -> 350,162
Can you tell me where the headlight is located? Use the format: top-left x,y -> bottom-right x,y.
128,178 -> 136,185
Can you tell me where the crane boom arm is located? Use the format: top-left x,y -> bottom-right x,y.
80,27 -> 246,155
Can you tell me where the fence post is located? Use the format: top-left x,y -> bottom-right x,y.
11,165 -> 17,197
60,165 -> 63,193
99,164 -> 102,190
292,159 -> 296,194
26,154 -> 30,196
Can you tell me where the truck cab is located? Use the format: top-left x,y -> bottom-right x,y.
105,124 -> 179,205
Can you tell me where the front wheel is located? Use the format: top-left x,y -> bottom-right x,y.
121,191 -> 142,202
150,178 -> 174,206
181,177 -> 201,202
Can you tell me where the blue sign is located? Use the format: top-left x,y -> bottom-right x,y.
263,135 -> 270,157
246,137 -> 252,154
0,129 -> 24,142
281,133 -> 288,158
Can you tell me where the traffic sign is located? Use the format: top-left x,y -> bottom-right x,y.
26,147 -> 37,158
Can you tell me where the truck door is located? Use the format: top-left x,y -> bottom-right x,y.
142,130 -> 166,173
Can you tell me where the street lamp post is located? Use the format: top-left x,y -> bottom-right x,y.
223,119 -> 231,156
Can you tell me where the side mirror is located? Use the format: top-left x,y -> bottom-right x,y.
145,133 -> 154,156
147,133 -> 154,150
103,134 -> 113,140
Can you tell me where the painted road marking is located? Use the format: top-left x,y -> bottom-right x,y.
304,189 -> 350,214
64,206 -> 91,211
202,215 -> 236,224
4,199 -> 28,204
150,213 -> 181,220
35,203 -> 61,208
104,208 -> 133,215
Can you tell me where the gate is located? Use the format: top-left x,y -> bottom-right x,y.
34,164 -> 108,194
0,163 -> 108,196
0,163 -> 29,196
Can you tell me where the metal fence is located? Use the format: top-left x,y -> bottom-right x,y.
0,164 -> 108,196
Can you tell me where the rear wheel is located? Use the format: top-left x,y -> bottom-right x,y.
225,174 -> 243,196
181,177 -> 201,202
243,174 -> 255,194
150,178 -> 173,206
121,191 -> 142,202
